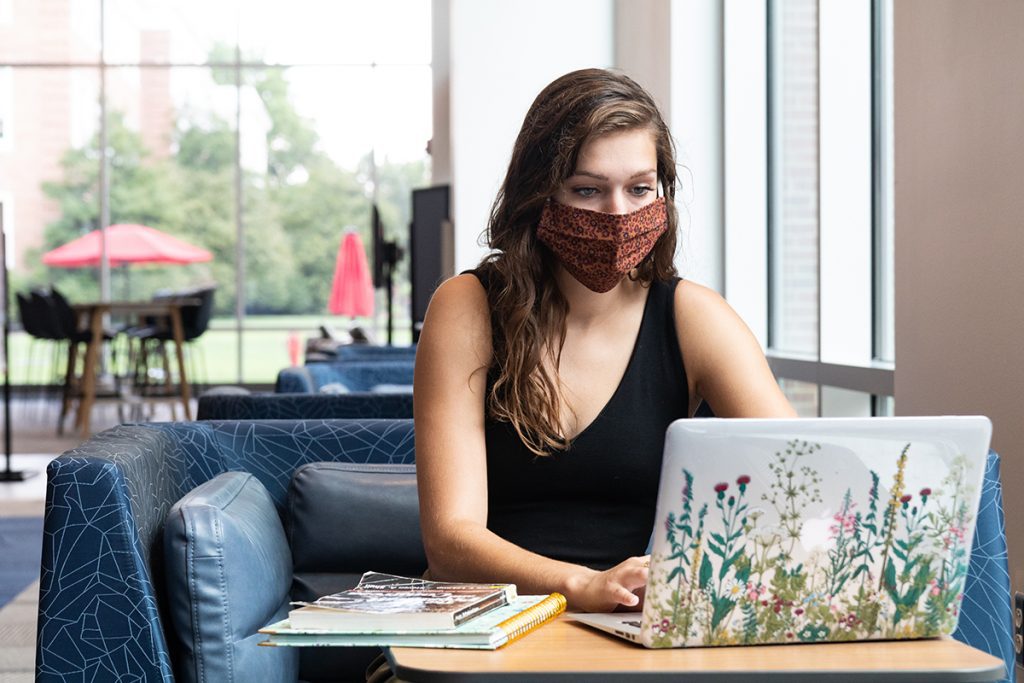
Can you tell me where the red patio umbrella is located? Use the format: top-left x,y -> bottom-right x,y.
328,231 -> 374,317
42,223 -> 213,267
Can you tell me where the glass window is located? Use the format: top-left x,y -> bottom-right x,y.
0,67 -> 100,384
2,2 -> 432,386
104,0 -> 240,65
779,378 -> 818,418
768,0 -> 818,357
0,0 -> 100,63
238,0 -> 431,65
764,0 -> 892,416
820,385 -> 872,418
0,66 -> 11,150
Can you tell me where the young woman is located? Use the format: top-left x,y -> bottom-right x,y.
414,69 -> 795,614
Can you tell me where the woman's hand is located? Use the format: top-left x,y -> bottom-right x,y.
567,555 -> 650,613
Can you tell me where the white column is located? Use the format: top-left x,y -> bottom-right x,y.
669,0 -> 724,292
818,0 -> 872,365
722,0 -> 767,345
446,0 -> 613,272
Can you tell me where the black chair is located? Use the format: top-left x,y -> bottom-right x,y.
44,286 -> 119,434
130,286 -> 216,402
17,291 -> 65,411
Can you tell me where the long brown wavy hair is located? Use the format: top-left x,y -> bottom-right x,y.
478,68 -> 680,456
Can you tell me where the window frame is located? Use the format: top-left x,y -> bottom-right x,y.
727,0 -> 894,416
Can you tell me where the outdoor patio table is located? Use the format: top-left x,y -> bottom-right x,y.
71,298 -> 199,434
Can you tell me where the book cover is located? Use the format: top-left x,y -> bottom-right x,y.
287,571 -> 518,632
261,593 -> 567,650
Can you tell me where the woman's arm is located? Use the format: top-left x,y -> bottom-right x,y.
415,274 -> 647,612
675,281 -> 797,418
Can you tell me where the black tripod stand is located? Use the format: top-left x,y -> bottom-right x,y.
372,204 -> 403,346
0,202 -> 36,482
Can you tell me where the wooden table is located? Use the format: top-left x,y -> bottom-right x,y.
72,298 -> 198,434
386,616 -> 1006,682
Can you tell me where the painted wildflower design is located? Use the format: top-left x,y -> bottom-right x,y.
642,440 -> 977,647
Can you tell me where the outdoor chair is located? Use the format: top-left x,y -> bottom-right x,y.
16,291 -> 66,411
40,287 -> 121,434
128,285 -> 216,404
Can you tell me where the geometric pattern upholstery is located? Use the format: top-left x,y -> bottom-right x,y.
197,392 -> 413,421
951,450 -> 1015,683
274,360 -> 415,394
36,419 -> 414,683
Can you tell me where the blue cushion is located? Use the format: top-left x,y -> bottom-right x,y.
163,471 -> 298,683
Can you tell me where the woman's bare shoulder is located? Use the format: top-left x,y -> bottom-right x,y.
427,273 -> 489,322
419,273 -> 492,363
674,279 -> 734,322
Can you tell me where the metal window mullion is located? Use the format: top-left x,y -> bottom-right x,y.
765,0 -> 776,351
234,41 -> 244,383
99,0 -> 110,304
814,0 -> 823,417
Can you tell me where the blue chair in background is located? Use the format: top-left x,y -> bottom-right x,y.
274,360 -> 414,394
332,344 -> 416,362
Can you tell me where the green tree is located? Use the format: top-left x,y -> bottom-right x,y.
30,53 -> 430,321
31,110 -> 212,302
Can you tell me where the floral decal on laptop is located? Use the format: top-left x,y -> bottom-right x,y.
642,440 -> 977,647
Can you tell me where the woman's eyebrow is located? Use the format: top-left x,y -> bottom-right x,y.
568,168 -> 657,181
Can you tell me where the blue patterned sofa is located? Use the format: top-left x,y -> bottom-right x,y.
197,392 -> 413,421
275,360 -> 415,394
36,419 -> 415,683
332,344 -> 416,361
35,419 -> 1015,683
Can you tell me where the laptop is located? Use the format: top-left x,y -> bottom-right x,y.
569,416 -> 991,648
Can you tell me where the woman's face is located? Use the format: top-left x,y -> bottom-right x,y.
555,128 -> 659,215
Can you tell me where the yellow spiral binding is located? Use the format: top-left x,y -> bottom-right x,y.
494,593 -> 567,647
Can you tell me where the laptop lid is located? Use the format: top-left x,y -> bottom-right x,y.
640,416 -> 991,648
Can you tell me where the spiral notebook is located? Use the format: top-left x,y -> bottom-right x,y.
569,416 -> 991,648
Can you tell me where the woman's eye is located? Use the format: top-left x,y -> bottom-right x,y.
573,187 -> 599,198
630,185 -> 654,196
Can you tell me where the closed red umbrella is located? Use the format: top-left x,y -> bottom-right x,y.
328,231 -> 374,317
42,223 -> 212,267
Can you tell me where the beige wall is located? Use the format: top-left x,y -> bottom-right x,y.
893,1 -> 1024,594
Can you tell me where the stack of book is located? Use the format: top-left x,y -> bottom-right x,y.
259,571 -> 566,650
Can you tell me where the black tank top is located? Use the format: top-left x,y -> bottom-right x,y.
471,271 -> 689,571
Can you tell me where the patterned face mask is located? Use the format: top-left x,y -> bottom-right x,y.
536,197 -> 668,293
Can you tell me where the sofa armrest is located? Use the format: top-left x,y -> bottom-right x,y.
37,426 -> 191,682
952,449 -> 1014,683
